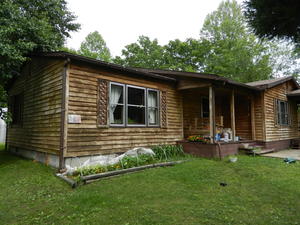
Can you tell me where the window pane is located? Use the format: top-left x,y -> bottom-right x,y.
128,106 -> 145,125
148,90 -> 158,107
148,108 -> 158,125
110,105 -> 123,124
128,87 -> 145,105
111,84 -> 123,104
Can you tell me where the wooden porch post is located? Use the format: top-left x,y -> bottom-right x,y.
251,95 -> 256,140
230,90 -> 236,141
209,86 -> 216,143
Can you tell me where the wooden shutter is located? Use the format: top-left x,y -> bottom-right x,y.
97,79 -> 109,127
160,91 -> 167,128
274,99 -> 278,125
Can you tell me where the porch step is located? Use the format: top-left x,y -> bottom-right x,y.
255,148 -> 275,155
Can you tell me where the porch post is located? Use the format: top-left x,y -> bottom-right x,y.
209,86 -> 216,143
251,95 -> 256,140
230,90 -> 236,141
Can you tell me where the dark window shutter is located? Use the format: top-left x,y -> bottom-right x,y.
97,79 -> 109,127
274,99 -> 278,125
161,91 -> 167,128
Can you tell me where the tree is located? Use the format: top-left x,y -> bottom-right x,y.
114,36 -> 207,71
114,36 -> 165,68
199,0 -> 272,82
244,0 -> 300,44
163,39 -> 207,72
0,0 -> 80,119
78,31 -> 112,62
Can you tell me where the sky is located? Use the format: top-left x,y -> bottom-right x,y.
66,0 -> 244,56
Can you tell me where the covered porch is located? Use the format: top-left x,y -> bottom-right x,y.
177,80 -> 257,158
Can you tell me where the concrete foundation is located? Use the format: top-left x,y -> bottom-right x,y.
9,146 -> 59,168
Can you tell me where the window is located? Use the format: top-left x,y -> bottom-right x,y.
11,93 -> 24,125
127,86 -> 146,126
275,99 -> 289,126
109,83 -> 125,125
201,97 -> 209,118
148,89 -> 159,126
109,82 -> 159,127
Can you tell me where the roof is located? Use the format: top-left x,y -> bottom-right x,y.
30,51 -> 298,93
246,76 -> 299,89
136,68 -> 260,91
287,89 -> 300,97
30,51 -> 176,83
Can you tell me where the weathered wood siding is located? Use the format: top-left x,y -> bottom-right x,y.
66,63 -> 183,157
7,59 -> 64,155
182,89 -> 234,138
264,82 -> 298,141
235,95 -> 252,140
252,93 -> 264,141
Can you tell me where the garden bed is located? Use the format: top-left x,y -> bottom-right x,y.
57,144 -> 188,187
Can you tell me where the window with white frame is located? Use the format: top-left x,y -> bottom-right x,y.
110,83 -> 125,125
275,99 -> 289,126
147,89 -> 159,126
109,82 -> 159,126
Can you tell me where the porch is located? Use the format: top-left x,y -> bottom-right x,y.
178,82 -> 257,158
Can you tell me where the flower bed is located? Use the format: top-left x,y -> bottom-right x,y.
62,144 -> 187,186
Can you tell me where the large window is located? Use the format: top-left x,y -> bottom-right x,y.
109,83 -> 159,127
276,99 -> 289,126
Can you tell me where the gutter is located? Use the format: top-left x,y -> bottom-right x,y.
59,58 -> 70,170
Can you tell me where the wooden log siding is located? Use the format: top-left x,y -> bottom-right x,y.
66,64 -> 183,157
234,95 -> 252,140
7,59 -> 64,155
263,82 -> 299,141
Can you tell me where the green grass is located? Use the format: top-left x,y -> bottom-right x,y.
1,146 -> 300,225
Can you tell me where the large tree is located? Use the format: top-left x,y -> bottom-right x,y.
200,0 -> 272,82
114,36 -> 165,68
114,36 -> 207,72
0,0 -> 79,118
244,0 -> 300,44
78,31 -> 112,62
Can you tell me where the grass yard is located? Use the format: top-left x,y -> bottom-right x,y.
1,146 -> 300,225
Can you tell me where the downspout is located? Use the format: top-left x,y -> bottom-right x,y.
59,58 -> 70,170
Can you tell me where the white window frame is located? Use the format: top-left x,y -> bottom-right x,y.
109,82 -> 160,127
109,82 -> 125,127
126,84 -> 147,127
147,89 -> 160,127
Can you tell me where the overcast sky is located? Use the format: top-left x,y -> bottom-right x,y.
66,0 -> 244,56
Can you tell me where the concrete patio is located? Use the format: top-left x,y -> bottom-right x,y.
263,149 -> 300,160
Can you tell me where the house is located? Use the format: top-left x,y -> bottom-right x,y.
6,52 -> 300,168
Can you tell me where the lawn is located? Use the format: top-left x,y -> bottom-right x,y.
1,146 -> 300,225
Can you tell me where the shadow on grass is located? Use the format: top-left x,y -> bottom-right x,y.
0,148 -> 22,167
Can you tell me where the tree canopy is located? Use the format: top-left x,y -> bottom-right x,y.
78,31 -> 112,62
0,0 -> 79,119
114,36 -> 165,68
114,0 -> 299,83
199,0 -> 272,82
244,0 -> 300,44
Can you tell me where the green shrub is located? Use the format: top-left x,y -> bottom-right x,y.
151,144 -> 184,160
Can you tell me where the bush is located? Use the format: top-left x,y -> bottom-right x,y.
151,144 -> 184,160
